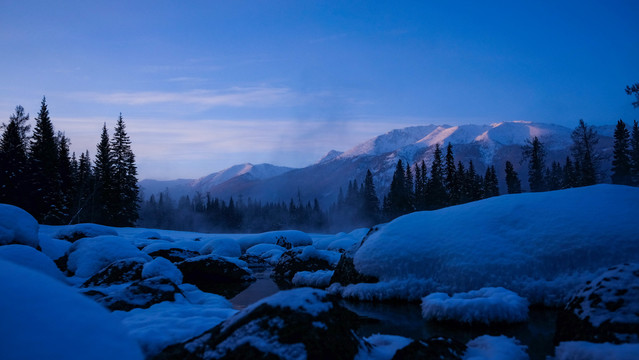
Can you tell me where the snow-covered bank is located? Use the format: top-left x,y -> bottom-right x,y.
348,185 -> 639,305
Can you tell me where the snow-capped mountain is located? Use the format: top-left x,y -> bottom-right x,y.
141,121 -> 614,206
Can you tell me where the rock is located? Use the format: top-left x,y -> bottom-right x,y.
272,247 -> 339,285
391,337 -> 467,360
153,288 -> 363,360
177,255 -> 254,297
330,254 -> 378,286
82,276 -> 182,311
555,263 -> 639,344
82,258 -> 146,287
148,248 -> 201,263
66,236 -> 151,278
54,223 -> 118,242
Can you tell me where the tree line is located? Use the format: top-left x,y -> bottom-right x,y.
0,98 -> 140,226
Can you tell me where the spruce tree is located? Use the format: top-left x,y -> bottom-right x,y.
404,163 -> 414,211
562,157 -> 578,189
571,119 -> 600,186
611,119 -> 633,185
362,169 -> 379,224
110,114 -> 140,226
444,142 -> 459,205
466,160 -> 483,201
414,162 -> 423,210
547,162 -> 564,190
426,143 -> 447,209
522,136 -> 546,192
483,165 -> 499,198
386,160 -> 409,219
626,83 -> 639,108
0,105 -> 30,209
29,97 -> 64,223
57,132 -> 73,221
94,123 -> 115,224
630,120 -> 639,185
504,161 -> 521,194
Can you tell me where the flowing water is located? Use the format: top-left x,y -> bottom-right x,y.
229,271 -> 558,360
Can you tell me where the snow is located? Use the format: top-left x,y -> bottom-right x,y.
555,341 -> 639,360
352,185 -> 639,305
114,284 -> 236,357
421,287 -> 529,324
298,245 -> 341,267
292,270 -> 334,288
0,204 -> 39,248
38,234 -> 71,260
54,223 -> 118,241
223,288 -> 332,331
67,235 -> 151,278
463,335 -> 528,360
237,230 -> 312,251
199,237 -> 242,257
245,243 -> 286,264
0,259 -> 143,360
0,244 -> 67,282
142,257 -> 183,284
328,278 -> 443,302
355,334 -> 413,360
141,239 -> 203,254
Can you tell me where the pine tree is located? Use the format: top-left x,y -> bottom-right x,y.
504,161 -> 521,194
466,160 -> 483,201
522,136 -> 546,192
571,119 -> 600,186
57,132 -> 73,222
29,97 -> 64,223
611,119 -> 633,185
94,123 -> 115,224
562,157 -> 578,189
444,142 -> 460,205
110,114 -> 140,226
0,105 -> 30,209
547,162 -> 564,190
362,169 -> 379,225
426,144 -> 447,209
630,120 -> 639,185
483,165 -> 499,198
414,162 -> 423,210
404,163 -> 414,211
386,159 -> 409,219
626,83 -> 639,108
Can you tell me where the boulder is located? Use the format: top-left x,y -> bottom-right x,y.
66,236 -> 151,278
82,276 -> 182,311
391,337 -> 467,360
330,254 -> 378,286
177,255 -> 254,297
153,288 -> 363,360
555,263 -> 639,344
272,246 -> 339,285
82,258 -> 146,287
148,248 -> 201,263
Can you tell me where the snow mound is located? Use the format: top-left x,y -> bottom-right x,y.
54,223 -> 118,241
555,341 -> 639,360
67,236 -> 151,278
237,230 -> 312,251
421,287 -> 529,324
0,204 -> 39,248
292,270 -> 335,288
0,244 -> 67,282
38,235 -> 71,260
142,239 -> 202,254
199,237 -> 241,257
142,257 -> 183,284
298,246 -> 341,267
244,243 -> 286,265
464,335 -> 528,360
0,260 -> 143,360
354,185 -> 639,304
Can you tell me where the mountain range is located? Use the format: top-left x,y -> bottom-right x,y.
139,121 -> 614,206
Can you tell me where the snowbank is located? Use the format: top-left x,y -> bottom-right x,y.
142,257 -> 183,284
67,235 -> 151,278
0,244 -> 66,282
463,335 -> 528,360
0,260 -> 143,360
292,270 -> 335,288
554,341 -> 639,360
199,237 -> 242,257
38,235 -> 71,260
54,223 -> 118,241
0,204 -> 39,248
141,239 -> 202,254
237,230 -> 312,251
353,185 -> 639,304
421,287 -> 528,324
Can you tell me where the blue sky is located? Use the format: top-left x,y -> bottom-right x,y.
1,1 -> 638,180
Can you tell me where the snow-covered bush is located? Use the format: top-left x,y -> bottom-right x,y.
0,204 -> 39,248
67,235 -> 151,278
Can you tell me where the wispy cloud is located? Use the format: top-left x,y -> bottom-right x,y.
70,87 -> 295,108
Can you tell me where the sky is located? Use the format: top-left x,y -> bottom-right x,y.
1,1 -> 638,180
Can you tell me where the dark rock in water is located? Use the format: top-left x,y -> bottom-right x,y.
391,337 -> 466,360
272,247 -> 334,285
177,255 -> 255,298
82,276 -> 182,311
81,258 -> 146,287
148,248 -> 200,263
555,263 -> 639,345
153,288 -> 363,360
330,255 -> 378,286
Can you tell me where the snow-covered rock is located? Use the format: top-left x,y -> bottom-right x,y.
421,287 -> 529,324
82,276 -> 182,312
272,246 -> 339,284
292,270 -> 335,288
199,237 -> 241,258
351,185 -> 639,305
147,248 -> 201,263
142,239 -> 202,254
38,235 -> 71,260
0,204 -> 39,248
0,259 -> 143,360
82,258 -> 146,287
463,335 -> 528,360
66,235 -> 151,278
0,244 -> 66,282
555,263 -> 639,344
54,223 -> 118,242
237,230 -> 312,251
177,254 -> 254,297
356,334 -> 413,360
389,337 -> 467,360
154,288 -> 363,360
142,257 -> 183,284
554,341 -> 639,360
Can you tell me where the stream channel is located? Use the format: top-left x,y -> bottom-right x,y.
229,268 -> 558,360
